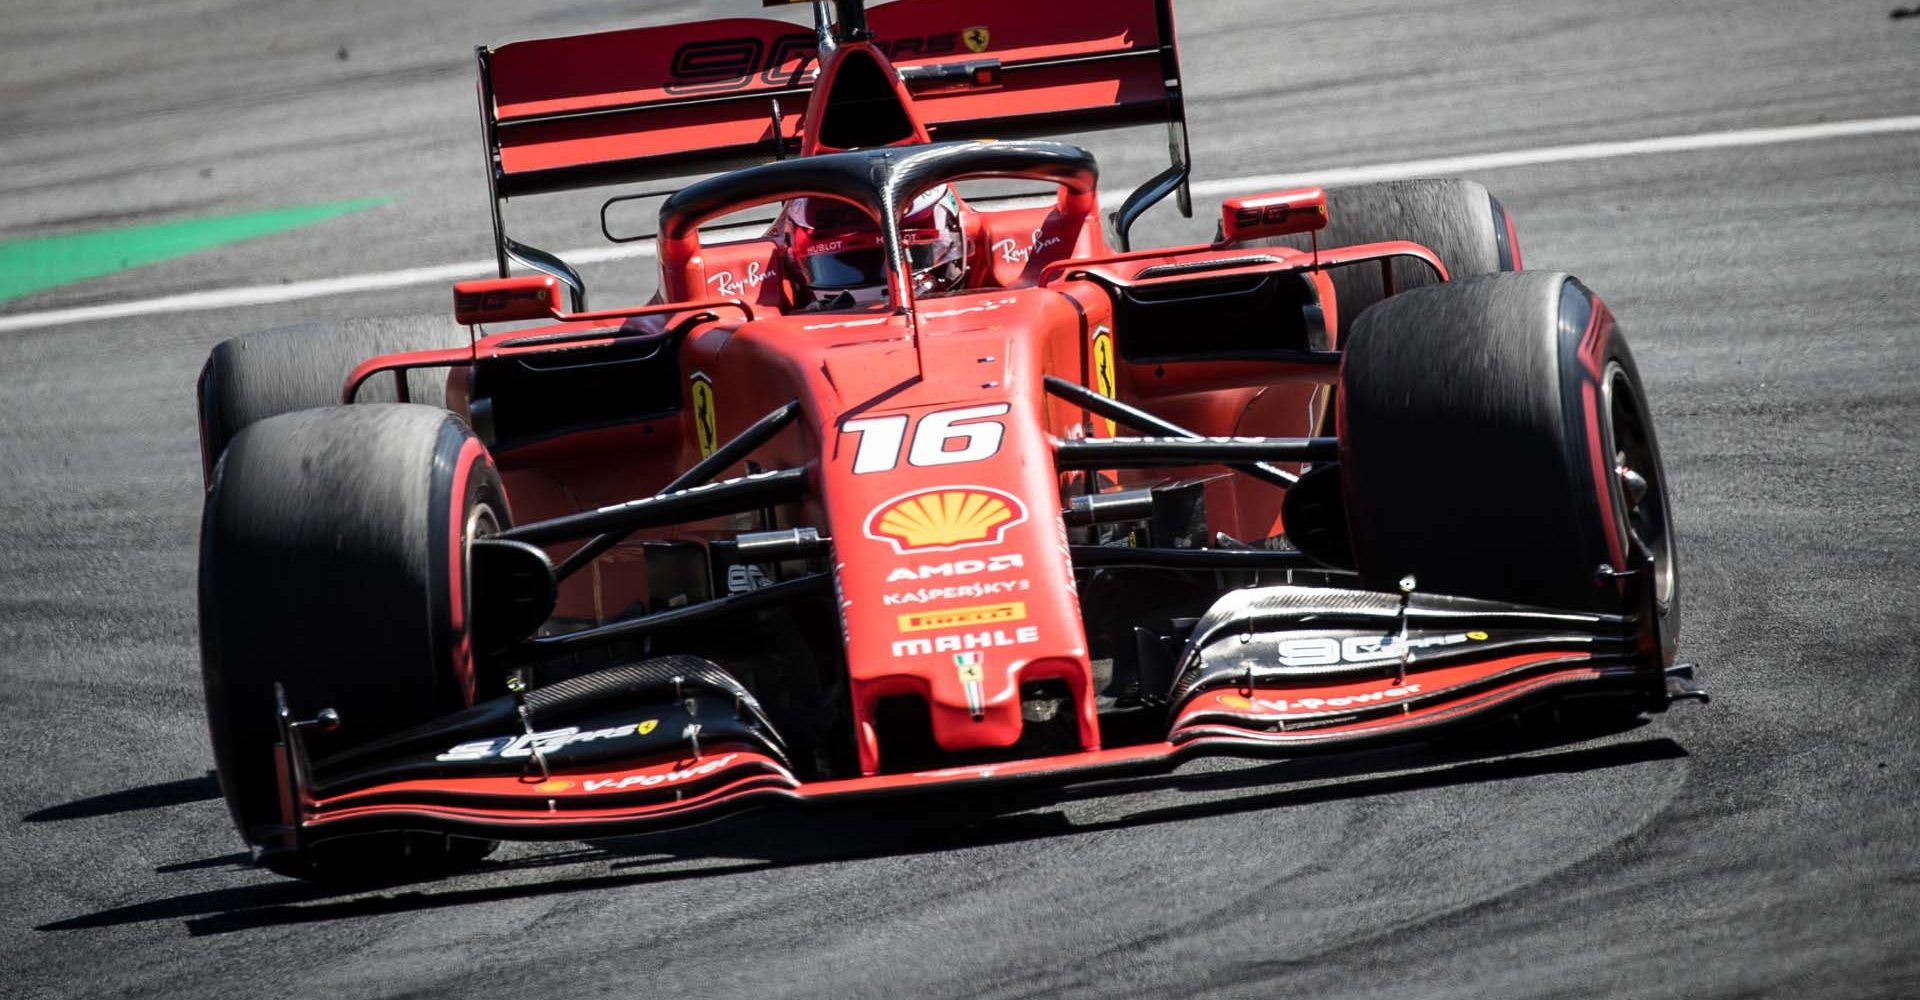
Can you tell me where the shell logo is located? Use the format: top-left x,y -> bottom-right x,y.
864,486 -> 1027,554
534,779 -> 575,793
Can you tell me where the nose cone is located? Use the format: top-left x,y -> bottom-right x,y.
814,317 -> 1095,774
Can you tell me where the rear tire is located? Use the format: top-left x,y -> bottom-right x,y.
196,316 -> 465,483
1337,271 -> 1678,664
1241,179 -> 1522,446
1242,178 -> 1521,338
199,403 -> 506,879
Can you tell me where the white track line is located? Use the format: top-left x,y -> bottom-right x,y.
1186,114 -> 1920,194
3,113 -> 1915,335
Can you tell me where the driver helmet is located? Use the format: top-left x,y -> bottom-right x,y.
783,186 -> 967,305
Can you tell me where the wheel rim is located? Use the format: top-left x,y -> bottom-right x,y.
1601,363 -> 1676,615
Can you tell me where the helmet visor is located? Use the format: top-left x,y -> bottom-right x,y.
798,232 -> 957,291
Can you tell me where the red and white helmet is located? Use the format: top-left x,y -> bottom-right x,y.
782,186 -> 967,304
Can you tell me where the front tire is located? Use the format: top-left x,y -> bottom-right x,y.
1337,271 -> 1678,665
199,403 -> 506,879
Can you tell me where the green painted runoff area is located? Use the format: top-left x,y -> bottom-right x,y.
0,197 -> 385,304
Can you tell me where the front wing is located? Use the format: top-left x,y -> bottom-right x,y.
258,584 -> 1702,857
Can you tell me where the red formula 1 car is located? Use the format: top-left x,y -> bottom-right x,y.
194,0 -> 1699,878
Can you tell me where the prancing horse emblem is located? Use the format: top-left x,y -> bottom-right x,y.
690,372 -> 717,458
964,27 -> 991,53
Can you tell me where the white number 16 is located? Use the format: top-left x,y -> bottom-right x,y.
843,403 -> 1010,474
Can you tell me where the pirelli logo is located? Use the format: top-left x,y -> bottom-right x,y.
897,601 -> 1026,633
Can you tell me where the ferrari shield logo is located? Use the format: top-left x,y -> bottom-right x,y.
1091,327 -> 1118,437
690,372 -> 718,458
954,652 -> 986,716
964,26 -> 991,53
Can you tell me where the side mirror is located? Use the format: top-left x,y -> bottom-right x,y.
453,276 -> 561,325
1219,187 -> 1328,243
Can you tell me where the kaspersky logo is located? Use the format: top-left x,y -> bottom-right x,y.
864,486 -> 1027,554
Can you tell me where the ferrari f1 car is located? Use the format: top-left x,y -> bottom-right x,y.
195,0 -> 1699,878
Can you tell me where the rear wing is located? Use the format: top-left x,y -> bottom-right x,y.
478,0 -> 1190,199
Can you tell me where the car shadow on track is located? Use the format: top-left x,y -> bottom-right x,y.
22,771 -> 221,823
602,722 -> 1688,870
34,729 -> 1687,938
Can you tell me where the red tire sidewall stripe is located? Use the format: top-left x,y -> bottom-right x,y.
1575,296 -> 1626,574
1503,205 -> 1523,271
1581,380 -> 1626,574
446,436 -> 486,706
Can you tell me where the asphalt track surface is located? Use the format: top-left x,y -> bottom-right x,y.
3,1 -> 1917,997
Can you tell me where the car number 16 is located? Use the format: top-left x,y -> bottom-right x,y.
842,404 -> 1010,474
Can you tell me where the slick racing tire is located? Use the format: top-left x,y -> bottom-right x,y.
199,404 -> 506,880
1241,178 -> 1521,339
196,316 -> 466,484
1337,271 -> 1678,666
